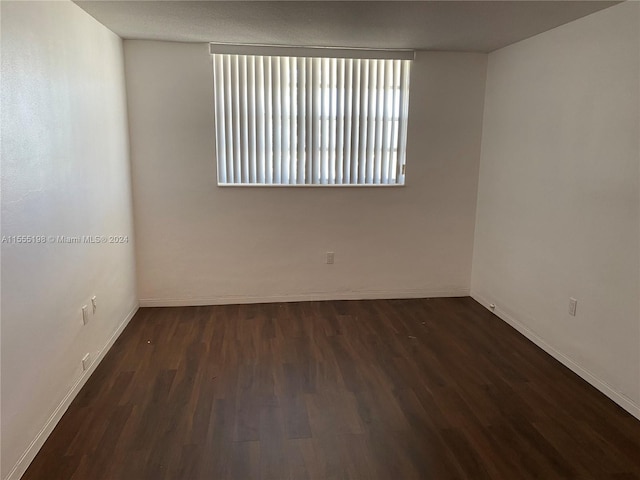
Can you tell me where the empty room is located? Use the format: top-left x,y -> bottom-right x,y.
1,1 -> 639,479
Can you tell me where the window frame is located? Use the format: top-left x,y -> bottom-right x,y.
210,44 -> 414,187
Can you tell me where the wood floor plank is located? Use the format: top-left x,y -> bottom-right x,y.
21,297 -> 640,479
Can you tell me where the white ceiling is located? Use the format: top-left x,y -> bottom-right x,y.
74,1 -> 620,53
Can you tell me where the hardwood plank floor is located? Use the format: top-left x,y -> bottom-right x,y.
22,297 -> 640,479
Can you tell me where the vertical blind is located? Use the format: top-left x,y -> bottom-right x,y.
213,54 -> 411,185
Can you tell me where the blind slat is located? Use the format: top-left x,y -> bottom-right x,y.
248,56 -> 257,183
213,55 -> 227,183
312,58 -> 321,184
374,60 -> 385,184
390,61 -> 400,182
232,56 -> 242,183
265,57 -> 273,184
224,55 -> 235,183
305,58 -> 313,184
256,56 -> 265,184
351,59 -> 361,184
321,58 -> 330,184
328,58 -> 337,184
240,56 -> 250,183
336,58 -> 345,185
358,59 -> 369,184
290,57 -> 297,184
365,59 -> 377,184
297,57 -> 306,184
274,57 -> 283,183
281,58 -> 290,184
343,58 -> 353,184
397,60 -> 410,183
381,60 -> 391,184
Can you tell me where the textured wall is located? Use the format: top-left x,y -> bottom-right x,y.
472,1 -> 639,416
1,2 -> 138,478
124,42 -> 487,306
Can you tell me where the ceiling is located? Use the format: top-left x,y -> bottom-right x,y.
74,1 -> 620,53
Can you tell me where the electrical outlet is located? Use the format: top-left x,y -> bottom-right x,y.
326,252 -> 335,264
82,353 -> 91,371
82,305 -> 89,325
568,297 -> 577,316
91,296 -> 97,314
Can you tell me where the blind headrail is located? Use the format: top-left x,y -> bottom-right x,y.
208,43 -> 415,60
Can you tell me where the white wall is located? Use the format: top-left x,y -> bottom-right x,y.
472,1 -> 640,417
124,42 -> 487,305
1,2 -> 138,479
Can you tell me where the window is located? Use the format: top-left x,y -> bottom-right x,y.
211,46 -> 412,186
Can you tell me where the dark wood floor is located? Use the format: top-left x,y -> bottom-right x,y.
23,297 -> 640,480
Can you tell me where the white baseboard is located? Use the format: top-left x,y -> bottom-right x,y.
139,287 -> 470,307
471,291 -> 640,421
5,303 -> 140,480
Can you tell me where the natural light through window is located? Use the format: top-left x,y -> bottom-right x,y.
211,49 -> 412,186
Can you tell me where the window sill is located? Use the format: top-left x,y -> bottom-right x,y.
216,183 -> 406,188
